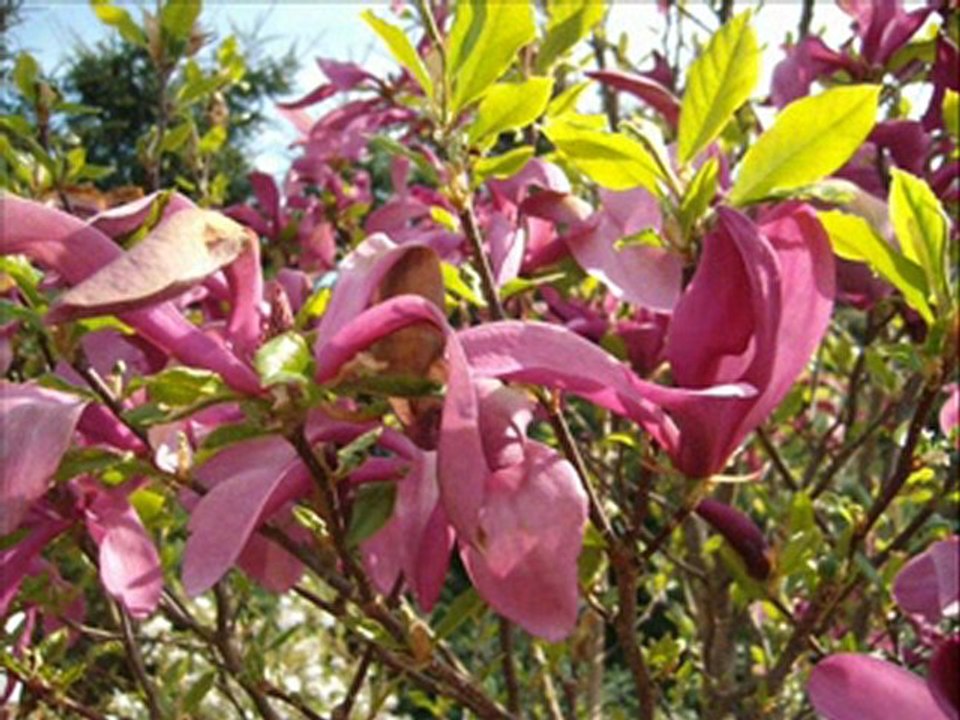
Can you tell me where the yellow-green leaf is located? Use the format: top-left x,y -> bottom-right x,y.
536,0 -> 607,73
468,77 -> 554,146
818,209 -> 932,323
943,89 -> 959,141
362,10 -> 434,100
474,146 -> 535,185
544,117 -> 662,194
730,85 -> 880,206
677,11 -> 759,164
446,0 -> 536,113
889,169 -> 951,307
679,156 -> 719,235
161,0 -> 201,40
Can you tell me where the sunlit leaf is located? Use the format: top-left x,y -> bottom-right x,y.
730,85 -> 879,206
677,10 -> 759,164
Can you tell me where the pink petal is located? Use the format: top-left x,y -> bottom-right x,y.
586,69 -> 680,127
183,436 -> 309,595
940,385 -> 959,441
235,511 -> 309,594
49,209 -> 256,323
928,638 -> 960,720
89,191 -> 195,239
461,442 -> 586,642
85,489 -> 163,618
0,196 -> 260,394
0,382 -> 88,534
893,536 -> 960,623
807,653 -> 950,720
360,449 -> 454,611
0,512 -> 71,617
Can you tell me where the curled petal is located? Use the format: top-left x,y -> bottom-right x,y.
0,196 -> 260,394
183,436 -> 309,595
0,382 -> 88,535
49,209 -> 256,322
84,489 -> 162,619
893,536 -> 960,623
807,653 -> 949,720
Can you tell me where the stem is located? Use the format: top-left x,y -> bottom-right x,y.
213,584 -> 282,720
117,605 -> 165,720
333,645 -> 375,720
852,384 -> 941,548
798,0 -> 815,39
499,619 -> 521,715
458,202 -> 507,321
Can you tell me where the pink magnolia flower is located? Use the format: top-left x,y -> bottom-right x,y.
311,234 -> 590,639
460,203 -> 835,478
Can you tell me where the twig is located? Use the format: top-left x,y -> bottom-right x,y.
756,427 -> 798,492
213,583 -> 282,720
499,619 -> 521,715
458,202 -> 507,321
798,0 -> 815,38
332,645 -> 375,720
116,605 -> 165,720
2,663 -> 111,720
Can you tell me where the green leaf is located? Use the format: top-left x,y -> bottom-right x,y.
679,156 -> 719,236
677,11 -> 759,164
544,117 -> 662,194
546,80 -> 590,118
730,85 -> 880,206
198,125 -> 226,155
818,209 -> 932,323
90,0 -> 146,46
13,53 -> 39,102
346,482 -> 397,547
160,121 -> 193,153
161,0 -> 201,41
536,0 -> 607,73
473,146 -> 535,184
433,587 -> 484,639
182,671 -> 216,713
500,271 -> 567,300
136,367 -> 228,406
467,77 -> 554,146
447,0 -> 536,113
362,10 -> 434,101
943,89 -> 959,141
335,427 -> 385,479
442,262 -> 486,307
888,169 -> 951,308
254,332 -> 313,386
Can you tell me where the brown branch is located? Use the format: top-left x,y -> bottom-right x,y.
116,605 -> 165,720
458,202 -> 507,321
3,663 -> 111,720
213,584 -> 282,720
332,645 -> 374,720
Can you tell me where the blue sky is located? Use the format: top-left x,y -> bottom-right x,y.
13,2 -> 898,177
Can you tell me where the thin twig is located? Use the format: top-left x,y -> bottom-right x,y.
116,605 -> 165,720
499,619 -> 521,715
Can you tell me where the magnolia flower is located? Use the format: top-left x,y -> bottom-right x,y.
460,203 -> 835,479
